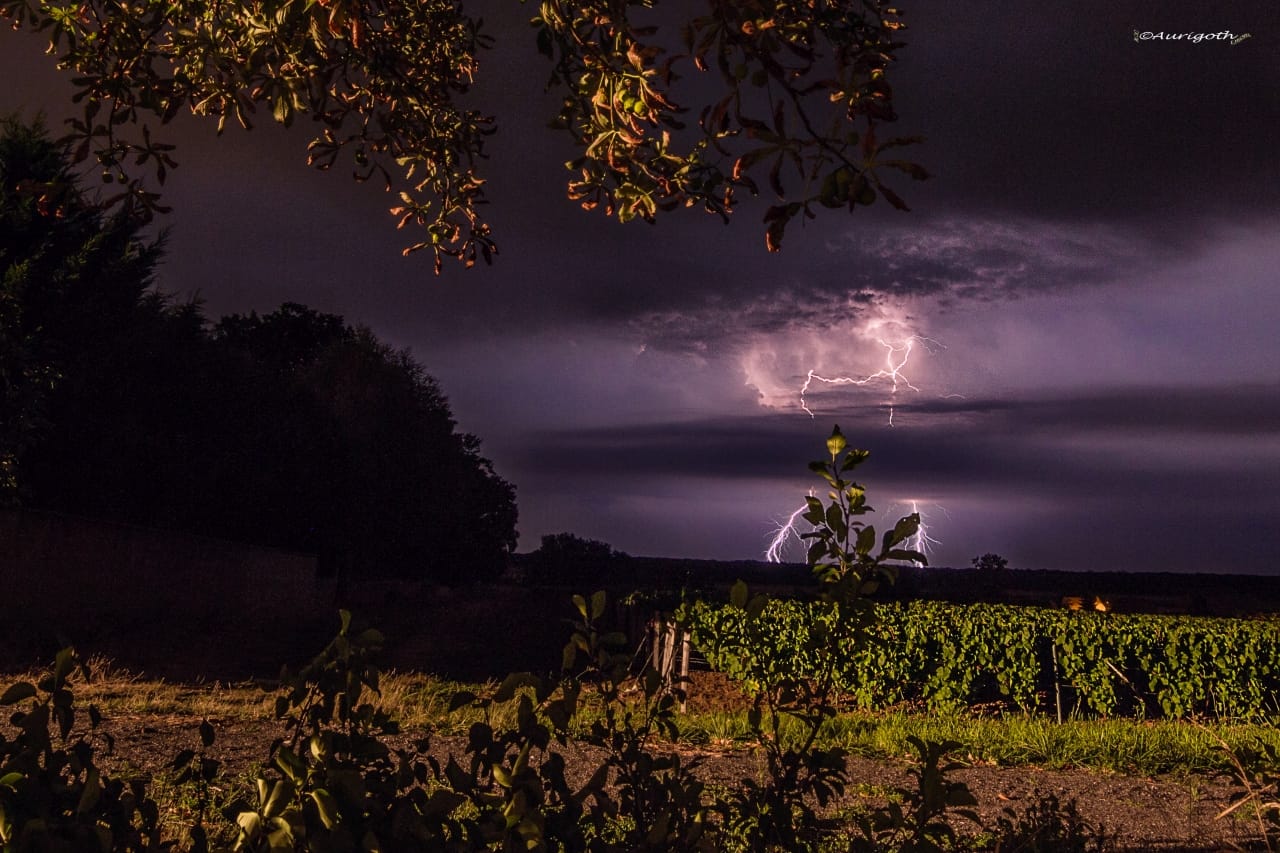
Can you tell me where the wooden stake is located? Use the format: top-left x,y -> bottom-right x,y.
679,629 -> 691,713
1051,642 -> 1063,725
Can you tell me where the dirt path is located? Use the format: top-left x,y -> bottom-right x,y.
96,712 -> 1261,851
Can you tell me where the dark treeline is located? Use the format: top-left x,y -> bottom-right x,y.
1,117 -> 516,583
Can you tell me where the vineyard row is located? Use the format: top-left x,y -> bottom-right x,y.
682,599 -> 1280,719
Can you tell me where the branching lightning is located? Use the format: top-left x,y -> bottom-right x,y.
904,500 -> 943,563
799,335 -> 944,425
765,493 -> 946,566
759,325 -> 959,566
764,490 -> 814,563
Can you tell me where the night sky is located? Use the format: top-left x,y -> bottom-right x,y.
3,1 -> 1278,573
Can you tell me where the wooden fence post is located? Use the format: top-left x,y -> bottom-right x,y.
651,611 -> 662,673
679,629 -> 690,712
646,613 -> 692,710
1051,641 -> 1064,725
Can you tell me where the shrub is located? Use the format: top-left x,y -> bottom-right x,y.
0,648 -> 161,851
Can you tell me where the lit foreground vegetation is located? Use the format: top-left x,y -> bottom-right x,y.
34,656 -> 1280,778
6,637 -> 1280,852
683,597 -> 1280,719
7,430 -> 1280,850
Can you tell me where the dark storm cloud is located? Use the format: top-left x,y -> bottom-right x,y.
899,384 -> 1280,437
892,0 -> 1280,222
415,0 -> 1280,340
835,218 -> 1149,302
626,214 -> 1158,353
559,0 -> 1280,350
516,383 -> 1280,486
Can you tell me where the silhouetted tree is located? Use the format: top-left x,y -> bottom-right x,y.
530,532 -> 629,586
972,553 -> 1009,572
2,117 -> 518,582
214,306 -> 519,581
0,115 -> 163,503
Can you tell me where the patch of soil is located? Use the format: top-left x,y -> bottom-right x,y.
90,712 -> 1260,851
683,669 -> 755,714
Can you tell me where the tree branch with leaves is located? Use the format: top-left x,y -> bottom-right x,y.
4,0 -> 926,271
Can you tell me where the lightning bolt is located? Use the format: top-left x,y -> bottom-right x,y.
893,500 -> 944,564
764,331 -> 953,565
766,493 -> 946,565
799,336 -> 943,425
764,490 -> 814,563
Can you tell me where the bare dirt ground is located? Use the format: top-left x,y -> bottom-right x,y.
92,707 -> 1262,852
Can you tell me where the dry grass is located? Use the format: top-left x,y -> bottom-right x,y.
7,656 -> 501,731
5,655 -> 277,721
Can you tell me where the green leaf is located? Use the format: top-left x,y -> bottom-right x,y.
825,502 -> 844,533
53,647 -> 75,688
561,641 -> 577,671
0,682 -> 36,706
261,779 -> 295,819
494,672 -> 538,703
354,628 -> 384,648
879,182 -> 910,211
424,788 -> 467,816
885,513 -> 919,549
839,450 -> 863,471
492,764 -> 512,788
272,93 -> 292,126
444,758 -> 471,792
574,763 -> 609,799
448,690 -> 477,712
76,769 -> 101,814
274,746 -> 306,785
236,812 -> 262,839
826,425 -> 846,458
172,748 -> 196,771
267,816 -> 294,848
855,525 -> 876,556
730,580 -> 748,609
311,789 -> 340,829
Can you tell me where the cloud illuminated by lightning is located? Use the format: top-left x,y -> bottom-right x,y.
738,301 -> 916,412
747,313 -> 950,563
799,335 -> 944,425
